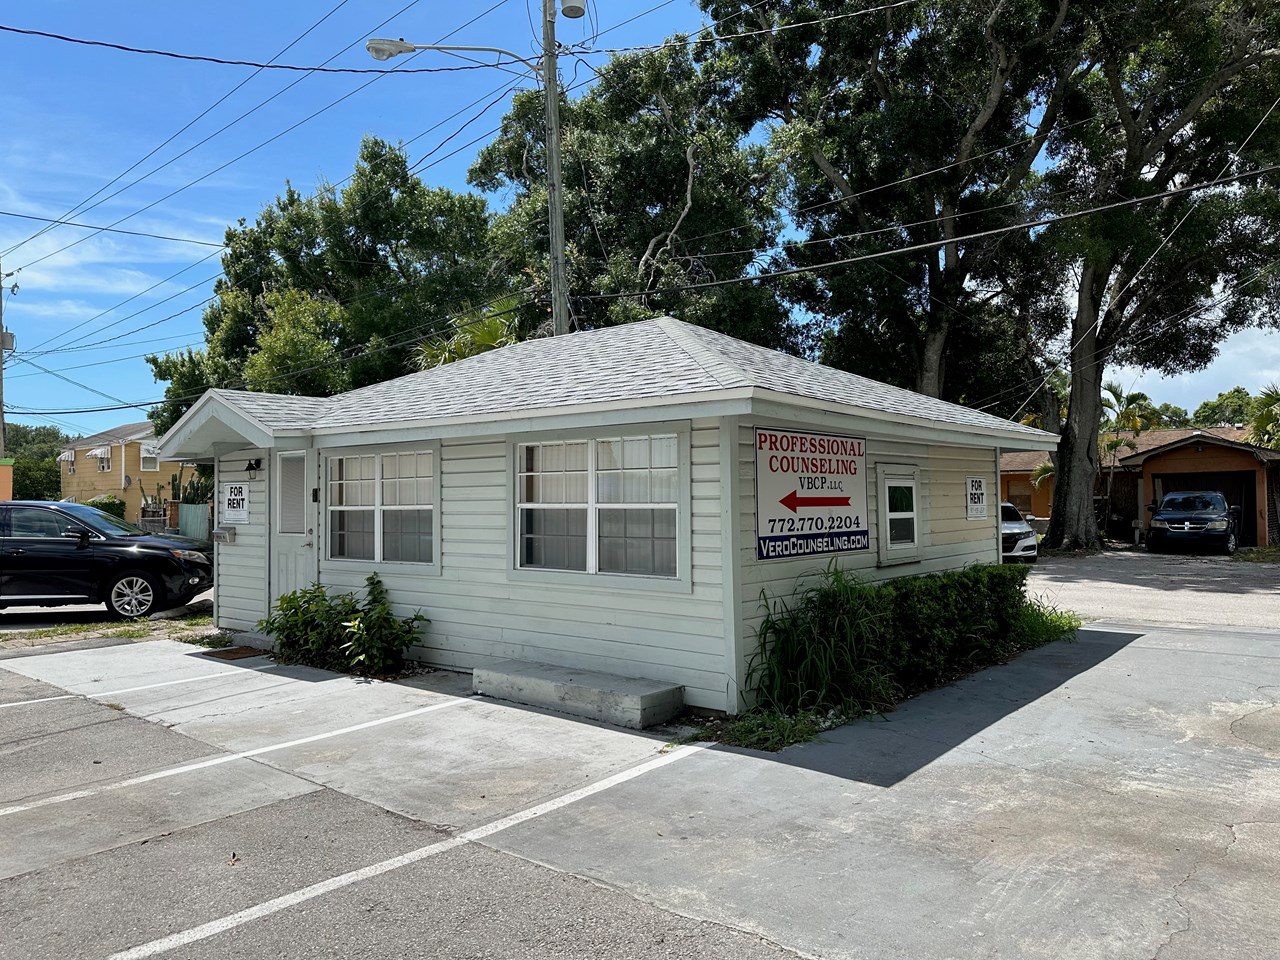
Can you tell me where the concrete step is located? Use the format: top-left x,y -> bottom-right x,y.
472,659 -> 684,729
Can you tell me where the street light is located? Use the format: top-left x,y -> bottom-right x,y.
367,0 -> 584,336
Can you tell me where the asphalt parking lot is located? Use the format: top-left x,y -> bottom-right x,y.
1027,549 -> 1280,628
2,556 -> 1278,959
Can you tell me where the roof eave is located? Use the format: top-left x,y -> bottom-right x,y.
156,389 -> 279,460
750,389 -> 1060,449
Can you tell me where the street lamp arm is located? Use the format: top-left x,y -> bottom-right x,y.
365,38 -> 542,76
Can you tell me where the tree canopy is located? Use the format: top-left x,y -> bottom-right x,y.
470,44 -> 799,351
1191,386 -> 1259,427
147,138 -> 501,433
4,423 -> 75,500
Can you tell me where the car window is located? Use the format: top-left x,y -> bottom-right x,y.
58,502 -> 146,536
1161,495 -> 1224,512
1001,504 -> 1024,523
8,507 -> 80,539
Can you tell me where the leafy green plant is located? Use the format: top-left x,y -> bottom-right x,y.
749,563 -> 899,716
86,493 -> 127,519
257,574 -> 427,677
749,562 -> 1075,718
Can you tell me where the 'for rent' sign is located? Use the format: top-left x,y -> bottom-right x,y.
754,426 -> 869,561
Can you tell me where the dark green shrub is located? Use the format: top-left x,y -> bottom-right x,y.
750,564 -> 900,715
257,574 -> 427,676
86,493 -> 127,519
750,562 -> 1073,715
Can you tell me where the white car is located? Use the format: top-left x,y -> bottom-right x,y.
1001,501 -> 1038,563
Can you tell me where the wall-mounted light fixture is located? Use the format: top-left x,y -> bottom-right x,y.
245,458 -> 262,480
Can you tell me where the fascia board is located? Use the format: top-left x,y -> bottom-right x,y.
156,394 -> 276,459
747,390 -> 1060,449
1120,436 -> 1280,465
160,390 -> 277,447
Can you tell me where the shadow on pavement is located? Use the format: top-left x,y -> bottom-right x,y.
768,628 -> 1143,788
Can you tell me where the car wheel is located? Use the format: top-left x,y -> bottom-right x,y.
107,572 -> 162,618
1224,531 -> 1238,556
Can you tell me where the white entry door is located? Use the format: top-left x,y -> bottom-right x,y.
271,450 -> 320,604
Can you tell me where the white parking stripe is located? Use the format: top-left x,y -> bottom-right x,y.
107,745 -> 703,960
0,697 -> 474,817
0,664 -> 283,709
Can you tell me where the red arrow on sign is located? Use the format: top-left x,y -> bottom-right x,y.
779,490 -> 851,513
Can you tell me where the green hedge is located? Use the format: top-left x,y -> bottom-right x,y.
85,493 -> 127,519
749,563 -> 1076,715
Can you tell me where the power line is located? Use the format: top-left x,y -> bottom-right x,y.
577,163 -> 1280,302
5,334 -> 206,378
4,291 -> 536,416
0,210 -> 224,248
5,0 -> 519,365
4,0 -> 514,276
567,0 -> 918,56
0,22 -> 527,74
0,0 -> 359,259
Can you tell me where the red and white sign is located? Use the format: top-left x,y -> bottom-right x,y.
754,426 -> 869,561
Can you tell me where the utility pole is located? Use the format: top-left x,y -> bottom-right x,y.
543,0 -> 571,336
0,257 -> 9,459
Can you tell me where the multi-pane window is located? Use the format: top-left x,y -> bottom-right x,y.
97,456 -> 112,473
877,466 -> 921,565
517,435 -> 678,578
328,451 -> 434,563
885,481 -> 916,547
140,445 -> 160,472
885,479 -> 917,549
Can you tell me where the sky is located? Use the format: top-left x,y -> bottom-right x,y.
1,1 -> 1277,440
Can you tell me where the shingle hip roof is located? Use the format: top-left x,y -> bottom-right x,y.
64,419 -> 155,451
206,317 -> 1054,441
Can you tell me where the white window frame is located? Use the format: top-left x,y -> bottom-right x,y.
97,456 -> 112,473
140,445 -> 160,472
877,464 -> 921,566
323,446 -> 439,567
508,424 -> 692,594
66,458 -> 76,476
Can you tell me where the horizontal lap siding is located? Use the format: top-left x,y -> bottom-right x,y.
317,421 -> 729,710
735,425 -> 998,655
214,450 -> 268,632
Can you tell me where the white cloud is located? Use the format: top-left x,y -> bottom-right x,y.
1110,327 -> 1280,411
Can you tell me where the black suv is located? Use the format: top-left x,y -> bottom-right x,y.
1146,491 -> 1240,556
0,501 -> 213,617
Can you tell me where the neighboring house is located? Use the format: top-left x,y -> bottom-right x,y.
158,317 -> 1056,714
58,421 -> 188,523
1000,427 -> 1279,546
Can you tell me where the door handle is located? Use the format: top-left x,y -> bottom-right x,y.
5,548 -> 25,556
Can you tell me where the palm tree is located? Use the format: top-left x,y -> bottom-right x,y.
1099,381 -> 1156,537
413,295 -> 530,370
1244,383 -> 1280,449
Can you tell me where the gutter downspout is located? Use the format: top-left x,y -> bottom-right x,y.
994,445 -> 1002,563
